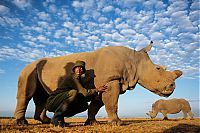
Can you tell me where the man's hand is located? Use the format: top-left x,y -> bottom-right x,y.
96,85 -> 107,93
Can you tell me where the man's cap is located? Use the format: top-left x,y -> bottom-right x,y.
72,60 -> 86,73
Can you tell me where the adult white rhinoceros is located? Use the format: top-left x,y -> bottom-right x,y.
14,41 -> 182,125
146,98 -> 194,120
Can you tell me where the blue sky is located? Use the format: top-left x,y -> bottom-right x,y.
0,0 -> 199,118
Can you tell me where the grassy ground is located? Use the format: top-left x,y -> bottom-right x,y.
0,117 -> 200,133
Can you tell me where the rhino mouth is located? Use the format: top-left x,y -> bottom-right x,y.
152,89 -> 173,97
161,90 -> 174,97
157,82 -> 176,97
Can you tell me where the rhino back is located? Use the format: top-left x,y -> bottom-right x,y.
153,99 -> 184,114
17,59 -> 41,98
37,46 -> 136,92
93,46 -> 135,87
177,99 -> 192,112
37,51 -> 97,92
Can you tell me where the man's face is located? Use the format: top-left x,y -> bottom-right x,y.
74,66 -> 84,76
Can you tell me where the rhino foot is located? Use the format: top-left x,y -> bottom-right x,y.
84,119 -> 100,126
163,117 -> 169,120
14,118 -> 28,125
108,119 -> 123,126
34,116 -> 51,124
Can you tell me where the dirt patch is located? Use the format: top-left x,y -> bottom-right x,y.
0,118 -> 200,133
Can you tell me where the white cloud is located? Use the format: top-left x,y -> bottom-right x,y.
63,21 -> 74,29
72,0 -> 94,12
72,31 -> 89,39
102,6 -> 113,13
167,0 -> 189,13
151,32 -> 165,40
102,22 -> 114,30
190,0 -> 200,10
0,5 -> 10,15
48,4 -> 57,13
37,21 -> 49,28
37,35 -> 46,41
102,33 -> 112,40
92,11 -> 101,19
112,32 -> 126,42
37,12 -> 51,21
164,42 -> 175,48
24,41 -> 45,48
12,0 -> 31,10
0,16 -> 22,27
0,45 -> 38,62
120,29 -> 136,36
189,10 -> 199,26
82,14 -> 90,20
54,29 -> 66,38
144,0 -> 166,11
121,0 -> 137,8
115,23 -> 129,29
0,68 -> 5,74
88,35 -> 99,41
98,16 -> 108,23
0,0 -> 199,79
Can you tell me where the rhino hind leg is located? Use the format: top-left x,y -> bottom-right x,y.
14,69 -> 38,125
84,98 -> 104,125
160,111 -> 168,120
102,80 -> 122,126
182,110 -> 191,119
14,98 -> 31,125
33,80 -> 50,124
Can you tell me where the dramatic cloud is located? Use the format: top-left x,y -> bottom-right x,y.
0,0 -> 199,79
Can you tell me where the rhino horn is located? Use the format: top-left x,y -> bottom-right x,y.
139,41 -> 153,53
173,70 -> 183,79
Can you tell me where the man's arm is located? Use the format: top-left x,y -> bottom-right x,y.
74,78 -> 107,97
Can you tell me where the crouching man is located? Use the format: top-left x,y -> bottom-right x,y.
45,60 -> 107,127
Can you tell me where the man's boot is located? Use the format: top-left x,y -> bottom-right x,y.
51,112 -> 65,127
51,101 -> 70,127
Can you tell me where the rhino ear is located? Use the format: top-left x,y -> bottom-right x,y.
140,41 -> 153,53
173,70 -> 183,79
161,66 -> 167,70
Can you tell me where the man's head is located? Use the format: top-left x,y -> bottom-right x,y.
72,60 -> 86,75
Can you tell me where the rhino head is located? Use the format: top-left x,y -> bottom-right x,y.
146,111 -> 157,118
136,41 -> 182,97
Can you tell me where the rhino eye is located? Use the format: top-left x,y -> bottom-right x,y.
156,66 -> 160,70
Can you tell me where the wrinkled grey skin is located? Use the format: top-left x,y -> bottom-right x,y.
14,41 -> 182,126
146,98 -> 194,120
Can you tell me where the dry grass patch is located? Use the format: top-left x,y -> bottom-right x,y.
0,117 -> 200,133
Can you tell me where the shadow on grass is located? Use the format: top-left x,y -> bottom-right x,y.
119,118 -> 180,126
66,119 -> 181,126
163,124 -> 200,133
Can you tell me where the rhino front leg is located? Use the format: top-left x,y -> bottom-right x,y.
188,111 -> 194,119
182,110 -> 188,119
102,80 -> 122,126
84,98 -> 104,125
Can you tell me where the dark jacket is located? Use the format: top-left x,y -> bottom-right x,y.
50,73 -> 97,98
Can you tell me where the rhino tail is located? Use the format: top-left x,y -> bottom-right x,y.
36,59 -> 52,94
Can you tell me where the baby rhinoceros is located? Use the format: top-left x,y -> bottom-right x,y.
146,98 -> 194,120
